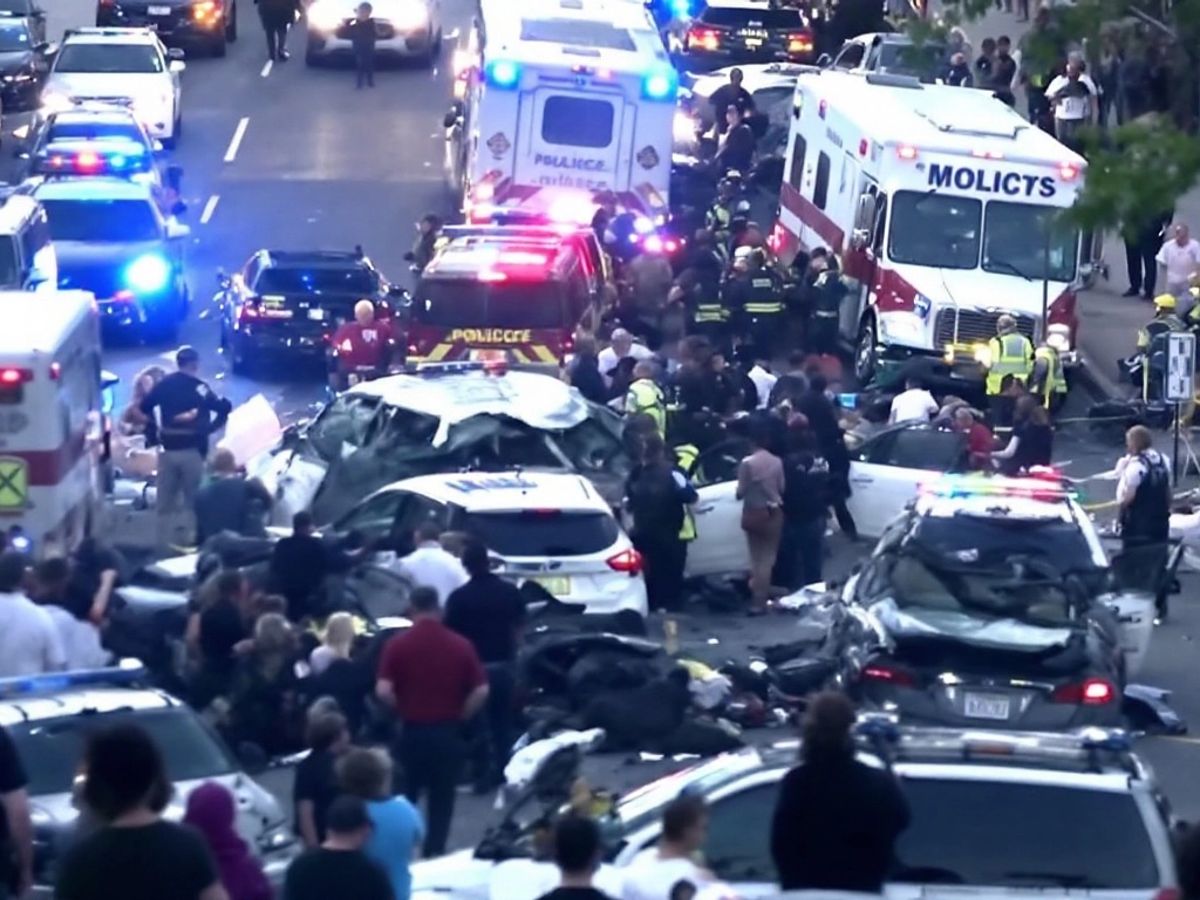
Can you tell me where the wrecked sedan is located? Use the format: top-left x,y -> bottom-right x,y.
843,483 -> 1156,730
248,364 -> 631,526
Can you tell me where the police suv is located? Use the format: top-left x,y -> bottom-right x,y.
33,176 -> 190,340
0,663 -> 296,897
413,724 -> 1179,900
333,471 -> 649,618
20,105 -> 161,185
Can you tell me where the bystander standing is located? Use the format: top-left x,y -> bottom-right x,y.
283,796 -> 393,900
0,551 -> 65,677
393,522 -> 468,606
338,747 -> 424,900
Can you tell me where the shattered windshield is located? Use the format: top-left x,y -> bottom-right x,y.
911,515 -> 1100,571
306,394 -> 387,463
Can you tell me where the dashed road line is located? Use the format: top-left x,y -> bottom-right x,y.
200,195 -> 220,224
224,117 -> 250,162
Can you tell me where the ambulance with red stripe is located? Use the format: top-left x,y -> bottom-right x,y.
444,0 -> 676,225
771,69 -> 1089,386
0,290 -> 105,557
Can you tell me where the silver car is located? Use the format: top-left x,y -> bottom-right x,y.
304,0 -> 443,67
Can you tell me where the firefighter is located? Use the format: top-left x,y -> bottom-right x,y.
705,175 -> 739,249
689,267 -> 731,352
625,360 -> 667,437
809,255 -> 845,355
1137,294 -> 1186,402
724,246 -> 784,360
984,314 -> 1034,426
1030,341 -> 1068,415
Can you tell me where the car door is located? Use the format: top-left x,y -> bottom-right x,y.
333,488 -> 414,546
845,427 -> 968,539
685,438 -> 753,578
832,40 -> 865,70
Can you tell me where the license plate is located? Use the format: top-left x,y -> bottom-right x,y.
964,693 -> 1010,720
532,576 -> 571,596
148,5 -> 171,14
307,308 -> 325,321
469,349 -> 506,362
745,38 -> 763,48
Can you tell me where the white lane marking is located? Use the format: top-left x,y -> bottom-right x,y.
200,194 -> 220,224
223,117 -> 250,162
261,59 -> 273,78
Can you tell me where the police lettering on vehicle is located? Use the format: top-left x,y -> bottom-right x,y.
449,328 -> 533,344
927,163 -> 1056,199
447,474 -> 540,493
533,153 -> 607,171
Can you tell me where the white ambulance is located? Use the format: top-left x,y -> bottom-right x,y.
0,291 -> 106,557
444,0 -> 677,223
772,70 -> 1090,385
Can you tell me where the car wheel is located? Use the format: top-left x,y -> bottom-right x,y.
211,34 -> 227,56
854,317 -> 877,385
305,39 -> 321,66
227,2 -> 238,41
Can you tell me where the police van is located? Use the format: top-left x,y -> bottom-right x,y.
444,0 -> 676,224
772,69 -> 1090,385
0,290 -> 106,556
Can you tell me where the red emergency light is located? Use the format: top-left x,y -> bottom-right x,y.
686,26 -> 720,51
897,144 -> 918,160
1058,162 -> 1080,181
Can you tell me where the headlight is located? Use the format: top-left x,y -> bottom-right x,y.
389,1 -> 429,30
972,343 -> 992,366
125,253 -> 172,293
878,314 -> 924,344
307,1 -> 346,30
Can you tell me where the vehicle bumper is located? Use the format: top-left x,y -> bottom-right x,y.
858,688 -> 1122,730
305,28 -> 435,57
96,290 -> 183,331
677,45 -> 813,70
516,574 -> 649,618
873,344 -> 988,393
96,8 -> 226,44
230,327 -> 330,357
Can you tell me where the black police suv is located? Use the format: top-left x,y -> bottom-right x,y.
216,248 -> 407,374
0,17 -> 52,111
674,0 -> 814,71
96,0 -> 237,56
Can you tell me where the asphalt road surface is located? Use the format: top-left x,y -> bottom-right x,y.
20,0 -> 1200,855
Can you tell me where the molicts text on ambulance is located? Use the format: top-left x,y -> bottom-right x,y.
927,164 -> 1057,199
450,328 -> 533,343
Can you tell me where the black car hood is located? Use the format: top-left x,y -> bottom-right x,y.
0,51 -> 34,73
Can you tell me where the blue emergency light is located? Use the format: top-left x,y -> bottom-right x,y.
0,658 -> 146,699
125,253 -> 172,294
642,66 -> 677,100
487,59 -> 521,88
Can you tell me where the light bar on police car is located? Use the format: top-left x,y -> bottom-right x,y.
919,472 -> 1075,503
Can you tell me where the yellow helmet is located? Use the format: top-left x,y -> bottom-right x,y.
1154,293 -> 1177,311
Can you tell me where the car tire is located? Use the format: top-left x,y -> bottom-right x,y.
227,2 -> 238,41
305,40 -> 321,66
211,34 -> 227,56
854,316 -> 877,385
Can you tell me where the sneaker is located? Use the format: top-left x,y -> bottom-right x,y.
1122,288 -> 1140,297
277,49 -> 290,61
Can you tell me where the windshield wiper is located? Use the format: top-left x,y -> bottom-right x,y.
985,257 -> 1034,282
1001,871 -> 1111,889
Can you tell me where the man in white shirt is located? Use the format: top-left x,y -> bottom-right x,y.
1045,60 -> 1097,149
598,328 -> 654,385
0,552 -> 66,677
622,795 -> 712,900
746,356 -> 778,410
393,521 -> 468,605
1156,223 -> 1200,304
888,378 -> 939,424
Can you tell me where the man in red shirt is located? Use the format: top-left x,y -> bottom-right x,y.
376,586 -> 488,857
953,406 -> 996,471
328,300 -> 398,390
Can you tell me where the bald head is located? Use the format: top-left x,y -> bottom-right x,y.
354,300 -> 375,326
611,328 -> 633,354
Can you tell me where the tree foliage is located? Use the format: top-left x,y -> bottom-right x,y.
896,0 -> 1200,231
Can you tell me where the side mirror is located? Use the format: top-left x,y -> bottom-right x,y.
34,41 -> 49,54
817,53 -> 832,67
850,227 -> 870,251
169,59 -> 186,73
166,221 -> 190,240
167,47 -> 185,61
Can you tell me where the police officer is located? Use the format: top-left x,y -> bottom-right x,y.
329,299 -> 399,391
625,360 -> 667,438
809,256 -> 845,355
1116,425 -> 1173,619
724,247 -> 784,360
1030,340 -> 1068,414
984,314 -> 1034,425
1137,294 -> 1186,402
406,214 -> 445,273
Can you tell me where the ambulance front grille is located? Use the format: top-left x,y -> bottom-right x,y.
934,309 -> 1036,347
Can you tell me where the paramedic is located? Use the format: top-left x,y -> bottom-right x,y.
983,315 -> 1034,426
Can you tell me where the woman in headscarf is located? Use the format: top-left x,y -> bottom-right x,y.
183,782 -> 273,900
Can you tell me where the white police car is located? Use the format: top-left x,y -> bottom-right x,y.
412,725 -> 1179,900
40,28 -> 185,148
333,471 -> 649,618
0,663 -> 296,898
32,175 -> 189,340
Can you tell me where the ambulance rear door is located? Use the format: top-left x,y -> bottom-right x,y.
516,73 -> 632,198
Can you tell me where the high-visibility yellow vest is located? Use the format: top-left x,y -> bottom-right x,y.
693,299 -> 730,324
743,277 -> 784,316
674,443 -> 699,541
1034,346 -> 1067,405
626,379 -> 666,435
985,332 -> 1034,395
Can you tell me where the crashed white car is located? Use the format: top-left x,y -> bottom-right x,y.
249,364 -> 630,526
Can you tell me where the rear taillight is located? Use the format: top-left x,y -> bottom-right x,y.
861,664 -> 916,687
606,548 -> 643,576
786,32 -> 813,54
1153,889 -> 1181,900
686,26 -> 720,51
1051,677 -> 1116,705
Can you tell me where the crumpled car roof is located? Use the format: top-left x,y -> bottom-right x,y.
347,370 -> 592,447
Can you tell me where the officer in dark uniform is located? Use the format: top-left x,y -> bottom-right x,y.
1117,425 -> 1173,619
723,246 -> 784,360
809,255 -> 846,355
705,175 -> 739,250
